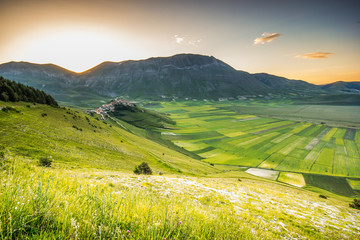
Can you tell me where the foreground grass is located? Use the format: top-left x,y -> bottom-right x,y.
1,157 -> 359,239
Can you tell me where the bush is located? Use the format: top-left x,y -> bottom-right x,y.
39,157 -> 52,167
349,199 -> 360,210
319,195 -> 327,199
133,162 -> 152,175
0,151 -> 5,161
1,106 -> 19,113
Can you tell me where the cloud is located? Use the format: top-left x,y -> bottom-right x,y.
295,52 -> 334,59
188,39 -> 201,46
254,32 -> 281,45
173,35 -> 201,47
174,35 -> 184,44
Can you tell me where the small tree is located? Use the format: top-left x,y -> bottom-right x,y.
39,157 -> 52,167
349,199 -> 360,210
133,162 -> 152,175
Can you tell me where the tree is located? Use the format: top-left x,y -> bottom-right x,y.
133,162 -> 152,175
349,199 -> 360,210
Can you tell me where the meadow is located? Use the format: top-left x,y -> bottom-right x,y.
151,100 -> 360,196
1,100 -> 360,239
1,155 -> 359,239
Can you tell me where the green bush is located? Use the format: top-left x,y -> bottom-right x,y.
133,162 -> 152,175
39,157 -> 52,167
349,199 -> 360,210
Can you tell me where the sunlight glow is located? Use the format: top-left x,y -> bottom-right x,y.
8,26 -> 140,72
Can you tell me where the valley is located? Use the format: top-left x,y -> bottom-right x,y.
147,100 -> 360,196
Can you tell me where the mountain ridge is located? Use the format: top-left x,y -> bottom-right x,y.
0,54 -> 358,106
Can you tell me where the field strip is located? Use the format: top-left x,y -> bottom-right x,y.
346,178 -> 360,190
304,141 -> 326,171
232,117 -> 259,122
304,127 -> 331,151
279,137 -> 307,155
245,168 -> 279,180
235,132 -> 277,147
271,132 -> 293,144
251,122 -> 298,135
308,143 -> 327,172
305,138 -> 319,151
258,153 -> 285,169
317,127 -> 331,140
291,123 -> 312,134
278,172 -> 306,187
344,128 -> 356,140
322,128 -> 337,141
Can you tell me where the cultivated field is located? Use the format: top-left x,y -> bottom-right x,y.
152,100 -> 360,194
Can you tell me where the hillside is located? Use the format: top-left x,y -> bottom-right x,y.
321,81 -> 360,94
0,54 -> 323,107
0,76 -> 58,106
1,101 -> 360,239
0,101 -> 215,175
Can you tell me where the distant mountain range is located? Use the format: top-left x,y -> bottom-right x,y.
0,54 -> 359,106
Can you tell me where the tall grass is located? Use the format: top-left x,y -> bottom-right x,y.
0,157 -> 267,239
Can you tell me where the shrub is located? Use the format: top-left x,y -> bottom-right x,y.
1,106 -> 19,113
39,157 -> 52,167
0,151 -> 5,161
349,199 -> 360,210
133,162 -> 152,175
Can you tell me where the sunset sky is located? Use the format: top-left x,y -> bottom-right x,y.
1,0 -> 359,84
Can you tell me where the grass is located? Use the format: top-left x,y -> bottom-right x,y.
0,101 -> 216,175
277,172 -> 306,187
1,156 -> 359,239
1,100 -> 360,239
347,179 -> 360,190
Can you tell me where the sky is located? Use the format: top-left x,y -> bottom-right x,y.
0,0 -> 359,84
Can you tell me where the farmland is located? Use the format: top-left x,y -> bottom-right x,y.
150,100 -> 360,194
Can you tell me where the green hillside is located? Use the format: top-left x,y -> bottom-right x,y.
0,101 -> 215,175
1,100 -> 360,239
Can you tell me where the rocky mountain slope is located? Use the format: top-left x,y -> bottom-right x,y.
0,54 -> 325,106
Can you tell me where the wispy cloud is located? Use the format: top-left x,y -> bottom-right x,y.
173,35 -> 201,47
174,35 -> 184,44
254,32 -> 281,45
295,52 -> 333,59
188,39 -> 201,46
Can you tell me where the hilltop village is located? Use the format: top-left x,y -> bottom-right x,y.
92,98 -> 136,120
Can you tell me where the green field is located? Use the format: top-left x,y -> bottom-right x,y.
1,100 -> 360,239
151,101 -> 360,180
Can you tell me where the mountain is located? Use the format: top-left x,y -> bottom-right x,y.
0,54 -> 323,106
320,81 -> 360,94
252,73 -> 321,93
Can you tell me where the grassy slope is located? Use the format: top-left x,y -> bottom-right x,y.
0,101 -> 215,176
1,157 -> 360,239
0,101 -> 360,239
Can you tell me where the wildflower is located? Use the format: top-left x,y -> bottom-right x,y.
126,230 -> 130,233
179,221 -> 182,224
